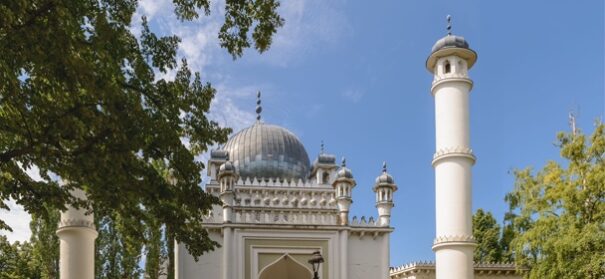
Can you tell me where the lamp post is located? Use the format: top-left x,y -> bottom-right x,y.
307,251 -> 324,279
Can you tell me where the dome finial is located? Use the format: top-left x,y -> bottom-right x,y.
382,161 -> 387,173
320,140 -> 325,154
256,91 -> 262,121
341,157 -> 346,167
446,15 -> 452,35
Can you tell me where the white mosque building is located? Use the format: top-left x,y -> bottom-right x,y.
56,20 -> 524,279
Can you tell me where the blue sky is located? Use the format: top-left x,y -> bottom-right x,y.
2,0 -> 604,268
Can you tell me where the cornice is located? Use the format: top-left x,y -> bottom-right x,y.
432,146 -> 476,166
58,219 -> 95,230
432,234 -> 477,251
431,76 -> 473,93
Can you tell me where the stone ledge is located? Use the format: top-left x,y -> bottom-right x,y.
58,219 -> 95,230
432,146 -> 476,166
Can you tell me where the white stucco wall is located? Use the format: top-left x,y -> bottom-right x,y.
347,233 -> 389,279
176,231 -> 223,279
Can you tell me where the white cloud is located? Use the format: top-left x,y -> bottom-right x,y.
137,0 -> 172,21
1,199 -> 32,243
0,164 -> 47,243
342,88 -> 364,103
173,19 -> 222,73
253,0 -> 352,67
209,83 -> 258,133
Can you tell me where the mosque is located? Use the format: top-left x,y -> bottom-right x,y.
56,19 -> 523,279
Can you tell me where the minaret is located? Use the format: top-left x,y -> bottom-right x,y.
332,158 -> 355,225
373,162 -> 397,227
426,16 -> 477,279
56,188 -> 98,279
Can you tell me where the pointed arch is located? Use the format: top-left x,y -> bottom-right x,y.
258,254 -> 313,279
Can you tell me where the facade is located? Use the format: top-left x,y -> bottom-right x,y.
175,120 -> 397,279
56,18 -> 525,279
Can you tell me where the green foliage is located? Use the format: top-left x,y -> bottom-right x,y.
96,213 -> 144,278
0,0 -> 283,260
0,236 -> 42,279
144,221 -> 170,279
29,207 -> 60,279
506,122 -> 605,279
472,209 -> 504,263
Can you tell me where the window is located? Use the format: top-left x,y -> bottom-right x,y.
444,61 -> 451,73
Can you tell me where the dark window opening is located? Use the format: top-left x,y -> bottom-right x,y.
322,172 -> 330,184
444,61 -> 451,73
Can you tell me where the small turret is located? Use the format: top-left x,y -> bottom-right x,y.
332,158 -> 356,225
310,141 -> 337,185
218,160 -> 237,223
373,162 -> 397,227
207,149 -> 229,181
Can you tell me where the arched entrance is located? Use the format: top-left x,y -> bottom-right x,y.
259,254 -> 313,279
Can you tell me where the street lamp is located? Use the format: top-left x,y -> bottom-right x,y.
307,251 -> 324,279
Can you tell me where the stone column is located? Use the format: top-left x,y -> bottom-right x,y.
56,188 -> 98,279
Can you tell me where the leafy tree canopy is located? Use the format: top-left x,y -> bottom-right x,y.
506,122 -> 605,279
472,208 -> 504,263
0,0 -> 284,260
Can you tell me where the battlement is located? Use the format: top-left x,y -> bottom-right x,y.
390,261 -> 523,278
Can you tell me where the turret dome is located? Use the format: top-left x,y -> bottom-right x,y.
223,122 -> 310,180
219,160 -> 235,173
375,172 -> 394,184
431,34 -> 470,53
336,158 -> 354,179
374,162 -> 396,186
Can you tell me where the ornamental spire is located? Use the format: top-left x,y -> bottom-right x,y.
256,91 -> 262,121
320,140 -> 325,154
341,157 -> 346,167
382,161 -> 387,173
446,15 -> 452,35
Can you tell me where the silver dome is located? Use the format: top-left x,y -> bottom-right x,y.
375,162 -> 395,185
336,158 -> 353,179
219,160 -> 235,173
375,172 -> 394,184
223,122 -> 310,180
431,34 -> 470,53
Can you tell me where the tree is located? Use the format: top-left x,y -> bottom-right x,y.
0,0 -> 284,259
144,220 -> 170,279
29,206 -> 60,279
506,122 -> 605,278
472,209 -> 504,263
96,213 -> 144,278
0,236 -> 42,279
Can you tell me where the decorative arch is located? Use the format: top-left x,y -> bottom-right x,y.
258,254 -> 313,279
